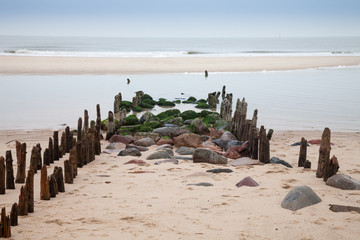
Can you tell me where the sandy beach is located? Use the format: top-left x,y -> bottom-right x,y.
0,56 -> 360,74
1,129 -> 359,240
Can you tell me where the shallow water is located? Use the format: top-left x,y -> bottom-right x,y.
0,66 -> 359,131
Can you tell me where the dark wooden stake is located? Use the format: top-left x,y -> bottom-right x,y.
25,170 -> 34,213
77,117 -> 83,141
65,126 -> 71,153
40,165 -> 50,200
60,132 -> 66,155
18,185 -> 28,216
53,166 -> 65,193
3,215 -> 11,238
106,111 -> 115,140
298,137 -> 307,167
316,128 -> 331,178
220,94 -> 233,122
48,174 -> 57,198
259,126 -> 270,163
324,155 -> 340,182
53,131 -> 59,161
69,148 -> 77,178
43,148 -> 50,166
267,129 -> 274,141
0,157 -> 5,194
5,151 -> 15,190
304,160 -> 311,169
64,160 -> 73,184
36,143 -> 42,169
48,137 -> 54,164
76,141 -> 83,168
29,146 -> 38,173
15,141 -> 27,184
10,203 -> 18,226
84,109 -> 89,133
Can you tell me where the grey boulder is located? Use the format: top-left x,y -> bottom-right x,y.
326,174 -> 360,190
281,186 -> 321,211
193,148 -> 228,164
134,137 -> 156,147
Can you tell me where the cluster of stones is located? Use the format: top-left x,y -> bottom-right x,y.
0,104 -> 103,238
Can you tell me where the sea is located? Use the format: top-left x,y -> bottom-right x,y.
0,36 -> 359,132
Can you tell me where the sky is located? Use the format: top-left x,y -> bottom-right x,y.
1,0 -> 360,37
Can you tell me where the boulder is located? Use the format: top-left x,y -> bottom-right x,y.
134,132 -> 161,142
224,148 -> 242,159
208,129 -> 224,139
106,142 -> 126,150
184,120 -> 192,125
139,111 -> 155,124
118,148 -> 141,157
168,128 -> 190,138
224,142 -> 250,159
207,169 -> 233,173
214,120 -> 231,131
175,147 -> 195,155
174,133 -> 202,148
126,144 -> 149,152
229,157 -> 262,166
153,127 -> 178,137
270,157 -> 293,168
164,124 -> 179,128
226,140 -> 243,150
146,149 -> 174,160
193,148 -> 228,164
201,139 -> 222,151
326,174 -> 360,190
213,139 -> 228,150
109,135 -> 134,145
156,144 -> 173,150
154,159 -> 179,165
191,118 -> 210,135
165,117 -> 184,127
134,137 -> 156,147
156,138 -> 174,146
281,186 -> 321,211
236,176 -> 259,187
220,131 -> 237,141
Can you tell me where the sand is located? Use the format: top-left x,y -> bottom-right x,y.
0,55 -> 360,74
1,129 -> 360,240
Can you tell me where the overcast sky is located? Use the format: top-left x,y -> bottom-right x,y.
1,0 -> 359,37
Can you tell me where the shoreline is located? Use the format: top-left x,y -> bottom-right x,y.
0,55 -> 360,75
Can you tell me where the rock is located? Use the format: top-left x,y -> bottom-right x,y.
164,124 -> 178,128
139,111 -> 155,124
175,147 -> 195,155
170,156 -> 193,160
134,137 -> 156,147
193,148 -> 228,164
134,132 -> 161,142
270,157 -> 293,168
326,174 -> 360,190
226,140 -> 243,150
156,138 -> 174,146
187,182 -> 213,187
118,148 -> 141,157
224,148 -> 242,159
146,149 -> 174,160
208,129 -> 224,139
304,160 -> 311,168
184,120 -> 192,125
106,142 -> 126,150
154,159 -> 179,165
124,159 -> 147,165
168,128 -> 190,138
229,157 -> 262,166
220,131 -> 237,141
126,144 -> 149,152
156,144 -> 173,150
236,176 -> 259,187
308,139 -> 334,145
213,139 -> 228,149
200,135 -> 210,142
329,204 -> 360,213
165,117 -> 184,127
224,142 -> 250,159
214,120 -> 231,131
191,118 -> 210,135
281,186 -> 321,211
109,135 -> 134,145
174,133 -> 202,148
206,168 -> 233,173
201,139 -> 222,151
291,141 -> 310,147
153,127 -> 178,137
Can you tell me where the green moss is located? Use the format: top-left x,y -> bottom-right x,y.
120,101 -> 132,111
199,110 -> 213,118
118,124 -> 141,133
124,114 -> 140,125
141,94 -> 153,101
180,110 -> 199,120
157,101 -> 176,107
161,136 -> 171,140
164,109 -> 181,117
187,96 -> 197,102
195,103 -> 210,109
101,118 -> 108,125
182,100 -> 196,104
142,120 -> 162,130
172,100 -> 181,104
196,99 -> 207,104
214,119 -> 232,131
133,106 -> 143,112
203,113 -> 221,126
165,116 -> 184,126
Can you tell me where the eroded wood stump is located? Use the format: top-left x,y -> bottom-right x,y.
114,93 -> 122,118
3,215 -> 11,238
106,111 -> 116,140
29,146 -> 39,173
18,185 -> 28,216
316,128 -> 331,178
40,166 -> 50,200
220,93 -> 233,122
84,109 -> 89,133
77,117 -> 83,141
5,151 -> 15,189
15,141 -> 27,184
53,131 -> 59,161
10,203 -> 18,226
76,142 -> 83,168
298,137 -> 307,167
132,91 -> 144,108
259,126 -> 270,163
232,98 -> 247,140
53,166 -> 65,193
69,148 -> 77,178
267,129 -> 274,141
25,170 -> 34,213
324,155 -> 339,182
64,160 -> 73,184
36,143 -> 42,169
48,137 -> 54,164
48,175 -> 57,198
60,132 -> 66,155
43,148 -> 50,166
0,157 -> 5,194
65,126 -> 71,153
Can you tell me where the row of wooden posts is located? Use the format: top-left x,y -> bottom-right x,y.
0,104 -> 103,238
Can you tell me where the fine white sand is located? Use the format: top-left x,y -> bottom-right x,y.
1,129 -> 360,240
0,56 -> 360,74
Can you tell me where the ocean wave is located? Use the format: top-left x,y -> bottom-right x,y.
1,49 -> 359,57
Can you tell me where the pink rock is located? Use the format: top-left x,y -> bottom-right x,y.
236,176 -> 259,187
308,139 -> 334,145
224,148 -> 242,159
109,135 -> 134,145
201,139 -> 222,151
124,159 -> 147,165
156,139 -> 174,146
173,133 -> 202,148
208,128 -> 224,139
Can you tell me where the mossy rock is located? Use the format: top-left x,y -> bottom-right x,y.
164,109 -> 181,117
173,100 -> 181,104
203,113 -> 221,126
195,103 -> 210,109
118,124 -> 141,133
140,102 -> 155,109
158,100 -> 176,107
214,119 -> 232,131
140,120 -> 162,132
158,98 -> 167,102
124,114 -> 140,125
141,94 -> 154,101
165,116 -> 184,126
182,100 -> 196,104
196,99 -> 207,104
187,96 -> 197,102
199,110 -> 214,118
180,110 -> 199,120
161,136 -> 171,140
133,106 -> 143,112
120,101 -> 132,111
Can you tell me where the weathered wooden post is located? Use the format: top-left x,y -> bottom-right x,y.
64,160 -> 73,184
54,166 -> 65,193
95,104 -> 102,155
48,137 -> 54,164
0,157 -> 5,194
118,108 -> 127,126
298,137 -> 307,167
25,170 -> 34,213
10,203 -> 17,226
106,111 -> 116,140
205,70 -> 208,77
259,126 -> 270,163
15,141 -> 27,184
48,174 -> 57,198
65,126 -> 71,153
60,132 -> 66,155
252,127 -> 259,160
69,149 -> 77,177
18,185 -> 28,215
5,151 -> 15,189
267,129 -> 274,141
77,117 -> 82,141
40,165 -> 50,200
207,92 -> 219,108
252,109 -> 258,128
29,146 -> 38,173
3,215 -> 11,238
84,109 -> 89,133
221,85 -> 226,100
53,131 -> 59,161
43,148 -> 50,166
316,128 -> 331,178
132,91 -> 144,108
114,93 -> 122,121
324,155 -> 339,182
36,143 -> 42,169
232,98 -> 247,140
76,141 -> 84,168
220,93 -> 233,122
